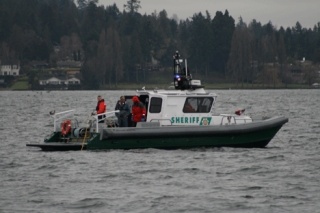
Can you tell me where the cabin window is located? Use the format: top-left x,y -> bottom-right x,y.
183,97 -> 213,113
149,97 -> 162,113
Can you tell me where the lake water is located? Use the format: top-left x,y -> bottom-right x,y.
0,89 -> 319,213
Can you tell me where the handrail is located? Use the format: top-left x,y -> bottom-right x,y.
220,114 -> 251,125
52,109 -> 75,132
220,114 -> 237,125
91,110 -> 119,133
52,109 -> 120,133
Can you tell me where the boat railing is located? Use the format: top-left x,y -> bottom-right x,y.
220,114 -> 251,125
91,110 -> 119,133
52,109 -> 75,132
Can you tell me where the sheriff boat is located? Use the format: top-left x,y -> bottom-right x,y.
26,51 -> 288,151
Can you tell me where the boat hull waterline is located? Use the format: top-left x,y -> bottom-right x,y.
26,116 -> 288,151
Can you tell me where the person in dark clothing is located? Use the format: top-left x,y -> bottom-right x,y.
115,96 -> 130,127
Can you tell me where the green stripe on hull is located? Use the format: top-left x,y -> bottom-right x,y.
87,126 -> 281,150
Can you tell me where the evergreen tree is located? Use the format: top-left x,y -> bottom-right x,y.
124,0 -> 141,14
0,0 -> 319,89
188,12 -> 212,76
227,18 -> 252,86
77,0 -> 98,10
211,10 -> 235,75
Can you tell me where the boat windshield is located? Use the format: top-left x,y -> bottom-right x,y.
183,97 -> 214,113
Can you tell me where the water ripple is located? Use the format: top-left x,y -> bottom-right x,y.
0,90 -> 320,213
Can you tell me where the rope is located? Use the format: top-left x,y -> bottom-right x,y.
81,117 -> 94,151
81,128 -> 88,151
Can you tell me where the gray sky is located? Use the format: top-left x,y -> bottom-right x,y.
98,0 -> 319,29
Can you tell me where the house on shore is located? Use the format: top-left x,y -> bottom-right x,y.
39,76 -> 81,90
0,60 -> 20,76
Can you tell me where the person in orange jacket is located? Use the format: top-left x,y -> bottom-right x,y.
131,96 -> 146,127
94,95 -> 106,123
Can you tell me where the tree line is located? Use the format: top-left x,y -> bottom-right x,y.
0,0 -> 319,89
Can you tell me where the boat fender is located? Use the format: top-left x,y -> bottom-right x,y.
61,120 -> 72,136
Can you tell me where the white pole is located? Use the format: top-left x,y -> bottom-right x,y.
185,59 -> 188,77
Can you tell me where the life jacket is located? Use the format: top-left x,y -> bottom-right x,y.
96,99 -> 106,114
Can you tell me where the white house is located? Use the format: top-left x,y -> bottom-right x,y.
39,77 -> 81,85
39,77 -> 63,85
0,61 -> 20,76
67,77 -> 81,85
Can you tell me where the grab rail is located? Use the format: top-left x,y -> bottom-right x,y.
91,110 -> 119,133
220,114 -> 251,125
52,109 -> 119,133
52,109 -> 75,132
220,114 -> 237,125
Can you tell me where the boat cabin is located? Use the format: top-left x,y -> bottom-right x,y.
124,51 -> 219,126
134,89 -> 217,126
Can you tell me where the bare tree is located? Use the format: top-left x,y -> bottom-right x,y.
59,33 -> 83,61
277,32 -> 288,87
0,42 -> 16,62
97,29 -> 107,86
105,27 -> 123,88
